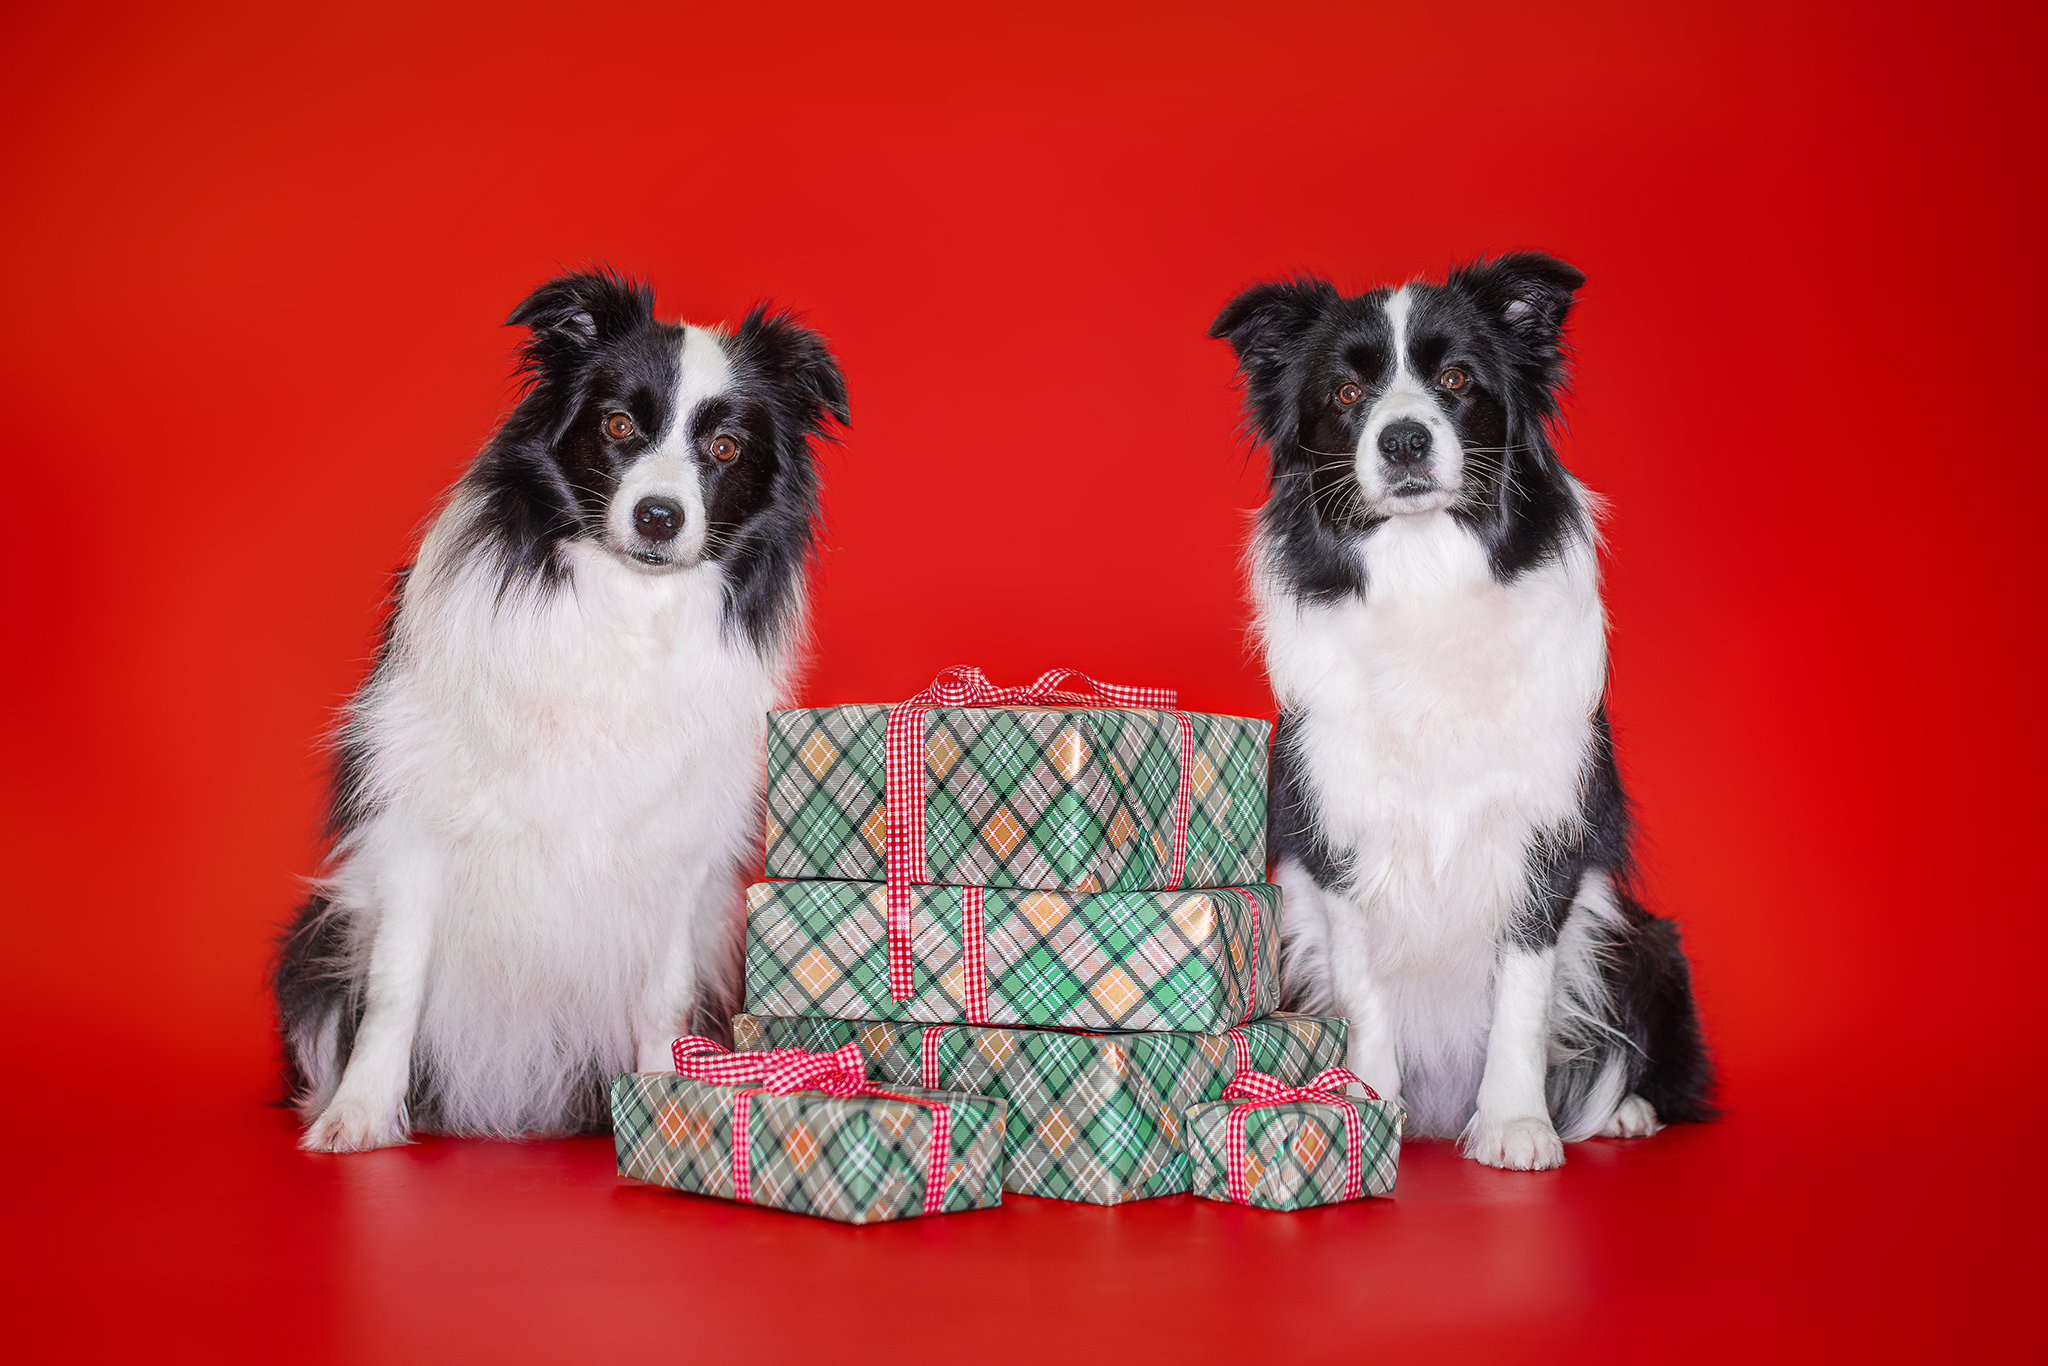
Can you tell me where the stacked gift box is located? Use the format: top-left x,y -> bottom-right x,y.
612,666 -> 1403,1221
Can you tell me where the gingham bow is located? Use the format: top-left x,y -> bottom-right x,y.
672,1035 -> 871,1095
883,666 -> 1195,1002
901,665 -> 1177,711
1218,1066 -> 1379,1206
669,1035 -> 954,1213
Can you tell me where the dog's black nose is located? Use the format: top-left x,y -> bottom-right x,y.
1378,420 -> 1432,466
633,497 -> 683,542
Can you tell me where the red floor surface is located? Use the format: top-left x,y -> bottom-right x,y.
8,1061 -> 2032,1361
5,2 -> 2045,1359
12,1064 -> 2031,1359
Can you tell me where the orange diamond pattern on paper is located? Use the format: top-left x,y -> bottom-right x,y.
926,728 -> 963,778
1189,750 -> 1218,801
1172,892 -> 1216,945
1292,1123 -> 1329,1169
861,806 -> 887,854
982,807 -> 1026,858
875,1102 -> 914,1139
940,962 -> 968,1009
1106,808 -> 1137,848
785,1120 -> 820,1172
977,1030 -> 1017,1070
1049,726 -> 1089,780
657,1098 -> 690,1148
764,813 -> 783,848
793,947 -> 839,996
798,731 -> 839,779
1020,890 -> 1069,934
1039,1106 -> 1078,1156
1092,966 -> 1141,1016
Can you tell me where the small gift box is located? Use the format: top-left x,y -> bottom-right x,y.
610,1037 -> 1006,1224
743,879 -> 1279,1033
1184,1067 -> 1403,1211
762,665 -> 1270,895
734,1012 -> 1349,1205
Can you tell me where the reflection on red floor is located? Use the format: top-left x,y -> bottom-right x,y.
9,1068 -> 2028,1362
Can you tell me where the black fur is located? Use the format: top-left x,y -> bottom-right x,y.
1216,254 -> 1715,1132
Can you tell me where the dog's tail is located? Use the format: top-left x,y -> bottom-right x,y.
1612,889 -> 1718,1124
1548,876 -> 1717,1137
272,892 -> 360,1116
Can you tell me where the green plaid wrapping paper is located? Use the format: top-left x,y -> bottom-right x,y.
763,704 -> 1269,891
733,1012 -> 1349,1205
743,879 -> 1281,1033
1184,1092 -> 1403,1210
610,1071 -> 1005,1224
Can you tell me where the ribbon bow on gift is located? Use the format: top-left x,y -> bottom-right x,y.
1217,1066 -> 1381,1206
671,1036 -> 954,1214
882,665 -> 1197,1004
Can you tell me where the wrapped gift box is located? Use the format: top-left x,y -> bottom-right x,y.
735,1011 -> 1348,1205
1184,1072 -> 1403,1211
611,1070 -> 1006,1224
763,701 -> 1269,891
743,879 -> 1280,1034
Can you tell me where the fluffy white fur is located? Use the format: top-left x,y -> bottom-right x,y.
297,339 -> 795,1152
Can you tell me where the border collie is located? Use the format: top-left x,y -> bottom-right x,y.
1211,253 -> 1713,1169
274,269 -> 847,1152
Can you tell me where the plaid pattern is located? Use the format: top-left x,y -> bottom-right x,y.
883,669 -> 1190,999
743,880 -> 1281,1033
610,1071 -> 1006,1224
1185,1089 -> 1403,1211
764,704 -> 1269,892
733,1012 -> 1348,1205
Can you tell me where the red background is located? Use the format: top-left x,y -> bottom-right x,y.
3,2 -> 2041,1359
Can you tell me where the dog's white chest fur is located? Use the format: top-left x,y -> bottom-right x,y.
1256,510 -> 1605,1103
331,514 -> 785,1131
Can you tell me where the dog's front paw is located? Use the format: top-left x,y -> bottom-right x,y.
1461,1113 -> 1565,1170
301,1095 -> 410,1153
1598,1094 -> 1662,1139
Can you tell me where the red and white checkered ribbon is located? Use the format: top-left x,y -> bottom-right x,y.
960,886 -> 989,1023
671,1035 -> 954,1214
919,1025 -> 948,1090
883,665 -> 1193,1002
1217,1066 -> 1379,1206
1224,1025 -> 1253,1076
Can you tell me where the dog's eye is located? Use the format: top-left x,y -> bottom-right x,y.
604,413 -> 636,440
1439,368 -> 1469,392
710,435 -> 740,462
1336,382 -> 1364,406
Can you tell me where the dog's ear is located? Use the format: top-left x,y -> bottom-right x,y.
1458,252 -> 1585,350
1209,277 -> 1338,387
736,306 -> 850,428
506,268 -> 655,365
1210,277 -> 1337,452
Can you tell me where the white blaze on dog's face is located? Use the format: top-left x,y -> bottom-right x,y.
604,325 -> 733,569
1349,287 -> 1465,516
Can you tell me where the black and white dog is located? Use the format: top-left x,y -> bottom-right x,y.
1211,253 -> 1713,1169
275,269 -> 847,1152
